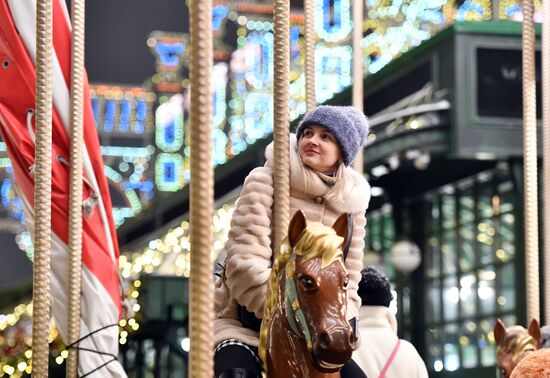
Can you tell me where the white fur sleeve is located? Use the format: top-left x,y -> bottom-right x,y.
345,212 -> 367,320
224,166 -> 274,318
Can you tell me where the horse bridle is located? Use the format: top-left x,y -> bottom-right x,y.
283,215 -> 353,352
284,252 -> 315,351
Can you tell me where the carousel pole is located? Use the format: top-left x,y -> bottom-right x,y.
66,0 -> 86,376
352,0 -> 364,173
188,0 -> 214,376
304,0 -> 316,112
543,0 -> 550,325
32,0 -> 54,376
522,0 -> 540,323
272,0 -> 290,250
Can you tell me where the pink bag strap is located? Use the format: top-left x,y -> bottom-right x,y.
379,339 -> 401,378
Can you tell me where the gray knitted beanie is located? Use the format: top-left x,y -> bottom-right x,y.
295,105 -> 369,166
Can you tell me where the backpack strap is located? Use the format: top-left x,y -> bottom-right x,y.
379,339 -> 401,378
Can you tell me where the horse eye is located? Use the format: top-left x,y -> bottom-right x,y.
343,277 -> 349,289
300,276 -> 315,289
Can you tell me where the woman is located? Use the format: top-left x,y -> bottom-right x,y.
214,106 -> 371,377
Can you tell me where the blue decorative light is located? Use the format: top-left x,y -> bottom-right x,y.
103,100 -> 116,133
244,31 -> 274,88
315,0 -> 352,43
135,99 -> 147,134
91,97 -> 100,127
212,63 -> 228,129
213,5 -> 229,31
119,99 -> 131,133
212,128 -> 228,166
243,92 -> 273,143
456,1 -> 486,21
290,26 -> 302,63
504,4 -> 521,16
0,178 -> 24,222
156,153 -> 184,192
315,44 -> 352,103
155,42 -> 185,68
155,94 -> 184,153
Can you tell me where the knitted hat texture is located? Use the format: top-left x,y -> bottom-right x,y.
295,105 -> 369,166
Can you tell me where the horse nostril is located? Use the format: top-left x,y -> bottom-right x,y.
319,332 -> 331,350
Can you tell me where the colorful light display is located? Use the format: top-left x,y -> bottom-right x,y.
2,1 -> 548,374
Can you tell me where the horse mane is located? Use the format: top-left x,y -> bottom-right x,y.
497,325 -> 539,363
258,222 -> 344,371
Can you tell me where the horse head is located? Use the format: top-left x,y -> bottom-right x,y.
494,318 -> 541,378
260,210 -> 353,377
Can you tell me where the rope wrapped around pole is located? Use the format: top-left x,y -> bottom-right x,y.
304,0 -> 316,112
273,0 -> 290,251
543,0 -> 550,326
352,0 -> 364,173
32,0 -> 54,376
67,0 -> 86,376
189,0 -> 214,376
272,0 -> 290,252
522,0 -> 540,323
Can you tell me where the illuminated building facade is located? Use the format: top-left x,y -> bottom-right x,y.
0,0 -> 548,376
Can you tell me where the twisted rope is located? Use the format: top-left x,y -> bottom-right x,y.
304,0 -> 316,112
272,0 -> 290,251
522,0 -> 540,323
352,0 -> 364,172
543,0 -> 550,326
189,0 -> 214,376
67,0 -> 86,376
32,0 -> 53,376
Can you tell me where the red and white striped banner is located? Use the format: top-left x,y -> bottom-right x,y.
0,0 -> 126,376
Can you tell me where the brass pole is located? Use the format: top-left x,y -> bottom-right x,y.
32,0 -> 54,376
66,0 -> 86,376
189,0 -> 214,376
304,0 -> 316,112
522,0 -> 540,323
272,0 -> 290,251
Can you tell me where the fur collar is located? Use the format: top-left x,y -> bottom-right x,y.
265,134 -> 370,214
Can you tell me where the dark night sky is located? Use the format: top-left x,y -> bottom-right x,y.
70,1 -> 304,86
74,0 -> 189,86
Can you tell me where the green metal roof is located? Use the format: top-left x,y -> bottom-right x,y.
329,20 -> 542,106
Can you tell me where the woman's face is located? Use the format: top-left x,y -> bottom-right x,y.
298,125 -> 341,173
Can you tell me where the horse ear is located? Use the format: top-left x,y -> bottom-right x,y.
332,213 -> 349,246
528,318 -> 542,348
288,210 -> 307,248
494,319 -> 506,345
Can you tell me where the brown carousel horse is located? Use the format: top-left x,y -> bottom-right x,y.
259,210 -> 355,378
494,318 -> 541,378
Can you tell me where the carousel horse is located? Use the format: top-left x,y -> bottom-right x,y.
259,211 -> 355,378
494,318 -> 541,378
